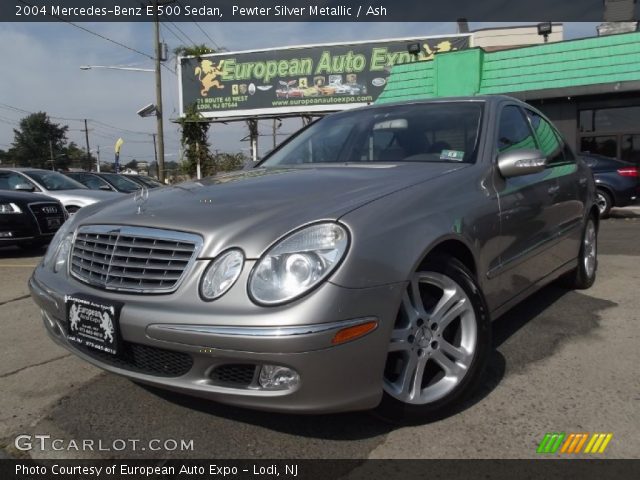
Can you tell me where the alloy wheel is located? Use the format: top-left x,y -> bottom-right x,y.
383,272 -> 477,405
583,219 -> 597,279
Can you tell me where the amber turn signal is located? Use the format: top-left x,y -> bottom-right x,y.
331,320 -> 378,345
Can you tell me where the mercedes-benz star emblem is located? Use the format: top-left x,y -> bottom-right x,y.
134,186 -> 149,215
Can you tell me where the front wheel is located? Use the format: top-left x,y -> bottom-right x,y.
376,256 -> 491,423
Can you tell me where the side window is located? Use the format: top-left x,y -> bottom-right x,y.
497,106 -> 537,154
0,172 -> 37,190
526,110 -> 566,166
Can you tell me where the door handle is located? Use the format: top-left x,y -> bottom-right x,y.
547,185 -> 560,195
579,177 -> 588,185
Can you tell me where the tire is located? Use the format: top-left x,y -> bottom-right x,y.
375,256 -> 491,423
18,240 -> 47,251
561,215 -> 598,290
595,189 -> 612,218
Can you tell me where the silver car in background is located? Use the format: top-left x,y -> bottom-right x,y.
29,96 -> 598,421
0,168 -> 122,215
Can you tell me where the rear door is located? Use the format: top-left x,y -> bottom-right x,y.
492,104 -> 560,299
525,109 -> 584,266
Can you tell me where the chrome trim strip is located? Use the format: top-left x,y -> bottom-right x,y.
148,317 -> 378,338
70,224 -> 203,294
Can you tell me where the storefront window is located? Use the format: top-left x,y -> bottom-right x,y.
580,136 -> 617,158
621,134 -> 640,164
579,106 -> 640,133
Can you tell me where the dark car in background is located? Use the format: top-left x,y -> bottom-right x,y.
1,190 -> 66,250
123,174 -> 164,189
66,172 -> 141,194
581,153 -> 639,217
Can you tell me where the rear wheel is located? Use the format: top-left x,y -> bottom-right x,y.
562,215 -> 597,290
595,189 -> 612,218
376,256 -> 491,423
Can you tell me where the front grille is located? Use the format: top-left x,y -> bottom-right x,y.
28,202 -> 65,234
210,364 -> 258,387
70,225 -> 202,293
75,341 -> 193,377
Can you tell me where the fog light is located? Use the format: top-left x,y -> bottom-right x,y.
0,231 -> 13,238
258,365 -> 300,390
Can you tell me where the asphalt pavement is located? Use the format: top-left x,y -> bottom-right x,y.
0,208 -> 638,460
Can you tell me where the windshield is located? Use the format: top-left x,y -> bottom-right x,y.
100,173 -> 141,193
134,175 -> 163,188
262,102 -> 483,167
25,170 -> 87,191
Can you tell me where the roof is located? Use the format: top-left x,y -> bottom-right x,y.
377,31 -> 640,103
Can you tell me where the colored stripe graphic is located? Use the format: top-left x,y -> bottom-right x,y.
584,433 -> 614,453
540,433 -> 613,454
537,433 -> 565,454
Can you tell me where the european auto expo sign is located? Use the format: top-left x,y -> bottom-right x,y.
179,35 -> 471,119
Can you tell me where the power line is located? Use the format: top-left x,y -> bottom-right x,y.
161,23 -> 187,45
175,0 -> 222,50
164,18 -> 198,48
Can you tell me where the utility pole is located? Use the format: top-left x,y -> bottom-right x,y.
272,119 -> 277,150
152,133 -> 159,178
83,119 -> 91,171
49,139 -> 55,171
96,145 -> 101,172
152,0 -> 166,183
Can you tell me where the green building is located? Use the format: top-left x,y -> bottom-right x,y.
377,31 -> 640,164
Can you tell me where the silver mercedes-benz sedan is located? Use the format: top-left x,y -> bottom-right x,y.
29,96 -> 598,421
0,168 -> 122,215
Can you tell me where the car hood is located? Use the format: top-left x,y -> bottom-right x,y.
46,189 -> 122,205
73,164 -> 466,258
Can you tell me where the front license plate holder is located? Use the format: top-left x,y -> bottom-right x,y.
65,294 -> 123,356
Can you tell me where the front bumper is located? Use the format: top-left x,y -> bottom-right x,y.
29,264 -> 404,413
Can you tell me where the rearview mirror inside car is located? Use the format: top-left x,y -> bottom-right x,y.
498,149 -> 547,178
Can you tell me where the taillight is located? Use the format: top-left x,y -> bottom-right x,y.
616,167 -> 638,177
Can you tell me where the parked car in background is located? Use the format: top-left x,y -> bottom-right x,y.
66,172 -> 141,194
122,174 -> 164,189
0,190 -> 66,250
0,168 -> 121,215
581,153 -> 639,217
29,96 -> 598,422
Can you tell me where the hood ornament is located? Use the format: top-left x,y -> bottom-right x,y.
134,186 -> 149,215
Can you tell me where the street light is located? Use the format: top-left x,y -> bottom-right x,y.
79,59 -> 165,182
79,65 -> 154,72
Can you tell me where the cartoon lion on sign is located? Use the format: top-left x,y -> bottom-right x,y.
195,59 -> 225,96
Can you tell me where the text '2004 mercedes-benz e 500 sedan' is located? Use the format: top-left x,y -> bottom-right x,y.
29,96 -> 598,421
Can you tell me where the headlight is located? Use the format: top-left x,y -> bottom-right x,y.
53,234 -> 73,273
249,222 -> 349,305
43,220 -> 74,271
200,249 -> 244,301
0,203 -> 22,214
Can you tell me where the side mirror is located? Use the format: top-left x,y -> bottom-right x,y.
14,183 -> 35,192
498,149 -> 547,178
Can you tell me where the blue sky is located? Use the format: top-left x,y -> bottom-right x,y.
0,22 -> 600,166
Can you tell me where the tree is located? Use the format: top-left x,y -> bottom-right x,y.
214,152 -> 247,172
65,142 -> 96,170
178,104 -> 214,177
125,159 -> 138,171
9,112 -> 69,168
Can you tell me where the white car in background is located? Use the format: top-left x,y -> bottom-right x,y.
0,168 -> 122,215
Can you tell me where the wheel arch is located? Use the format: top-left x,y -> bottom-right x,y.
416,237 -> 478,279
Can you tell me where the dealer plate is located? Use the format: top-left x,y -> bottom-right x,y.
65,294 -> 123,356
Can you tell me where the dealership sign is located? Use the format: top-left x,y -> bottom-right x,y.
179,35 -> 471,119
